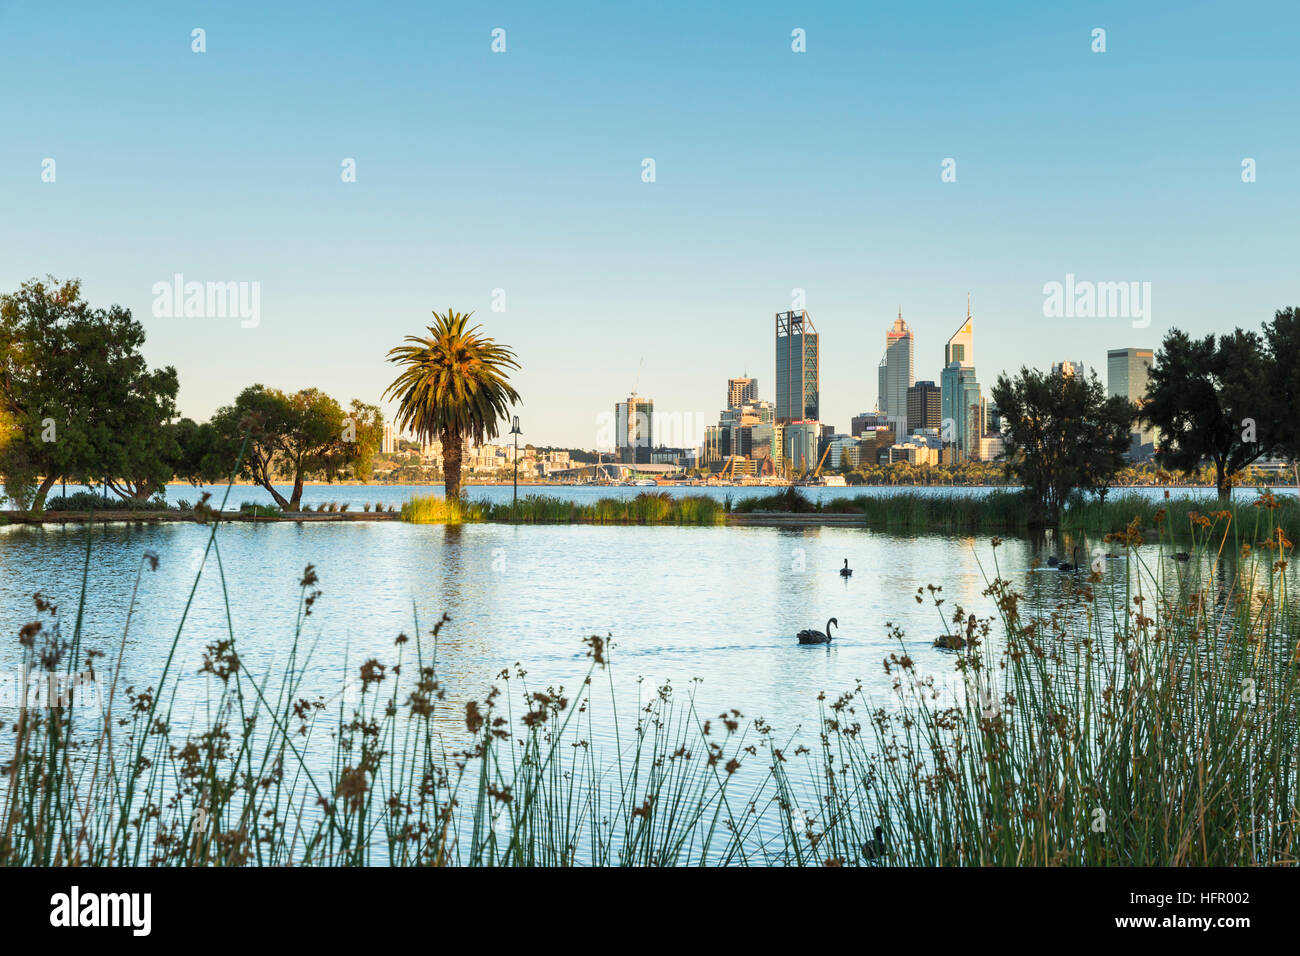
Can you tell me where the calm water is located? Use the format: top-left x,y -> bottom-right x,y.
1,494 -> 1264,747
28,479 -> 1298,513
4,484 -> 1295,859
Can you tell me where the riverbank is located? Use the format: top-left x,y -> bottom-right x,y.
7,488 -> 1299,541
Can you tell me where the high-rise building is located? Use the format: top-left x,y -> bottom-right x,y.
906,381 -> 941,433
878,311 -> 914,427
1108,347 -> 1155,453
941,298 -> 980,461
381,422 -> 396,454
941,364 -> 981,461
782,421 -> 821,473
727,377 -> 758,408
945,303 -> 974,369
775,310 -> 819,424
615,395 -> 654,464
1052,359 -> 1086,378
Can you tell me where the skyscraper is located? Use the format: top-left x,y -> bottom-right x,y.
727,377 -> 758,408
945,298 -> 974,369
878,310 -> 914,426
1052,359 -> 1086,378
1108,347 -> 1155,452
906,381 -> 941,433
775,310 -> 819,424
615,395 -> 654,464
940,297 -> 979,461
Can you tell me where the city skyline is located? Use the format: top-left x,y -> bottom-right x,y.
2,1 -> 1294,447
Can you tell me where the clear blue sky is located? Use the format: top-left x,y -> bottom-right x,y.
2,1 -> 1296,448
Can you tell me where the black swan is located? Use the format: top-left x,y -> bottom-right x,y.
1057,545 -> 1082,572
1171,551 -> 1191,562
863,825 -> 886,861
840,559 -> 853,578
798,617 -> 838,645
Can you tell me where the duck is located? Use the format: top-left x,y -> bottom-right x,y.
862,825 -> 886,861
933,633 -> 966,650
797,617 -> 838,645
839,559 -> 853,578
1171,551 -> 1191,562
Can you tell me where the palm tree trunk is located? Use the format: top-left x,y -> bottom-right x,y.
442,425 -> 463,500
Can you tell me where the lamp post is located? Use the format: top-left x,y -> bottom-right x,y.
510,415 -> 522,515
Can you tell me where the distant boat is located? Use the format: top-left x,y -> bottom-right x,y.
634,478 -> 656,486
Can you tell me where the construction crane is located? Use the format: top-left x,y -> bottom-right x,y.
812,444 -> 832,478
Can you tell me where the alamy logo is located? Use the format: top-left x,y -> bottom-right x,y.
151,274 -> 261,328
1042,273 -> 1151,329
50,886 -> 151,936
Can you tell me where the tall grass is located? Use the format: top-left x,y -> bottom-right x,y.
401,491 -> 726,526
729,486 -> 1300,543
3,449 -> 1298,866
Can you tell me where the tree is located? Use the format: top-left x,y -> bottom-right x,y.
1263,307 -> 1300,464
384,309 -> 520,500
1141,328 -> 1282,499
991,366 -> 1133,525
1,276 -> 179,511
209,385 -> 380,511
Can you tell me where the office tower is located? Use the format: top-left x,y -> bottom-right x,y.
727,377 -> 758,408
941,365 -> 981,462
615,395 -> 654,464
1052,359 -> 1086,378
906,381 -> 941,433
1108,347 -> 1156,451
381,422 -> 396,454
941,297 -> 979,461
877,357 -> 888,415
775,310 -> 819,423
879,311 -> 914,426
782,421 -> 821,473
945,302 -> 973,368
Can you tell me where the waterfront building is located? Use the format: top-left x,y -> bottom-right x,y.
782,421 -> 821,473
615,395 -> 655,464
775,310 -> 819,423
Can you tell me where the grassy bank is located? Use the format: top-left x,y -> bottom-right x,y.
729,487 -> 1300,541
401,491 -> 726,525
4,468 -> 1299,865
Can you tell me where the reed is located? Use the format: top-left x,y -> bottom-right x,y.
3,454 -> 1297,866
400,492 -> 726,526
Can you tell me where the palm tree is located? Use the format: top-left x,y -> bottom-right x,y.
384,309 -> 521,501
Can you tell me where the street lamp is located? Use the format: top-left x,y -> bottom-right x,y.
510,415 -> 522,514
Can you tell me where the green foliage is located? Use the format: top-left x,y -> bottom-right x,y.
207,385 -> 380,511
1144,314 -> 1297,498
384,309 -> 520,500
0,277 -> 179,512
44,491 -> 166,512
991,367 -> 1133,525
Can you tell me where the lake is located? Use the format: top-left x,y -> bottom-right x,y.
3,483 -> 1274,757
